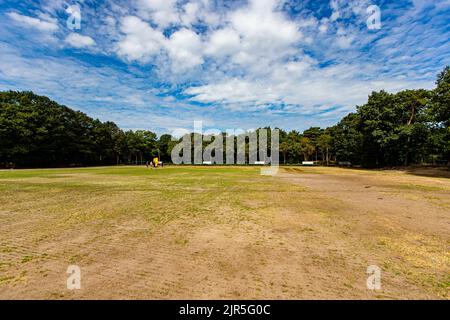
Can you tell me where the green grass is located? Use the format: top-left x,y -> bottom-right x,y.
0,166 -> 301,232
1,165 -> 448,299
381,183 -> 447,192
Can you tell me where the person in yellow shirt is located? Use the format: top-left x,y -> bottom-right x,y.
153,157 -> 159,168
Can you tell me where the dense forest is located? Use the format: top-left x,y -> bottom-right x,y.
0,91 -> 173,167
0,66 -> 448,168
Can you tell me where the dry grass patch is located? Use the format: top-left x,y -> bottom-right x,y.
0,166 -> 448,299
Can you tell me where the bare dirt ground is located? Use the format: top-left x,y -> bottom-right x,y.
0,166 -> 448,299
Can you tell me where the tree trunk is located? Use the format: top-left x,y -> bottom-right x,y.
404,136 -> 411,166
405,103 -> 416,167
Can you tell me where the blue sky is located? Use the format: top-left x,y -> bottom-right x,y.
0,0 -> 449,134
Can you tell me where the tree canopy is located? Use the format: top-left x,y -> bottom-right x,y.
1,67 -> 449,168
0,91 -> 165,167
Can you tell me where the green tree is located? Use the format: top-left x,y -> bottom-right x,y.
431,66 -> 450,126
158,134 -> 174,162
394,90 -> 430,165
299,137 -> 315,161
317,133 -> 333,165
330,113 -> 363,165
303,127 -> 323,161
430,66 -> 450,164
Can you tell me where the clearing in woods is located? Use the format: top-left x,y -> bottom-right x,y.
0,166 -> 449,299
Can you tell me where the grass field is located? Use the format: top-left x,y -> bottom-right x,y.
0,166 -> 449,299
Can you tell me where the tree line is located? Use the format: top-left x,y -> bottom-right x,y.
0,91 -> 175,167
0,66 -> 448,168
278,67 -> 449,167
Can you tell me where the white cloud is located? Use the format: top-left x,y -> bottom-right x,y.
205,28 -> 241,58
117,0 -> 303,73
136,0 -> 221,29
65,33 -> 96,48
319,19 -> 329,33
180,2 -> 200,26
330,0 -> 340,21
116,16 -> 165,61
7,11 -> 58,32
136,0 -> 179,28
165,28 -> 204,70
111,0 -> 441,115
228,0 -> 301,63
116,15 -> 206,71
185,60 -> 433,114
336,34 -> 354,49
180,0 -> 221,27
2,0 -> 447,130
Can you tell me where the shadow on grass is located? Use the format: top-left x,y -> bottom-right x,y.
404,166 -> 450,179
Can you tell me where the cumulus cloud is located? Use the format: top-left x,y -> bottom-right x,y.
65,33 -> 96,48
116,0 -> 302,72
184,66 -> 432,114
183,15 -> 438,115
205,28 -> 241,58
116,15 -> 165,62
7,11 -> 58,32
1,0 -> 449,131
166,28 -> 204,70
24,0 -> 450,116
136,0 -> 179,28
225,0 -> 301,68
116,16 -> 204,71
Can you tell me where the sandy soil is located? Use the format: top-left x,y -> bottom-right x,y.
0,166 -> 448,299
